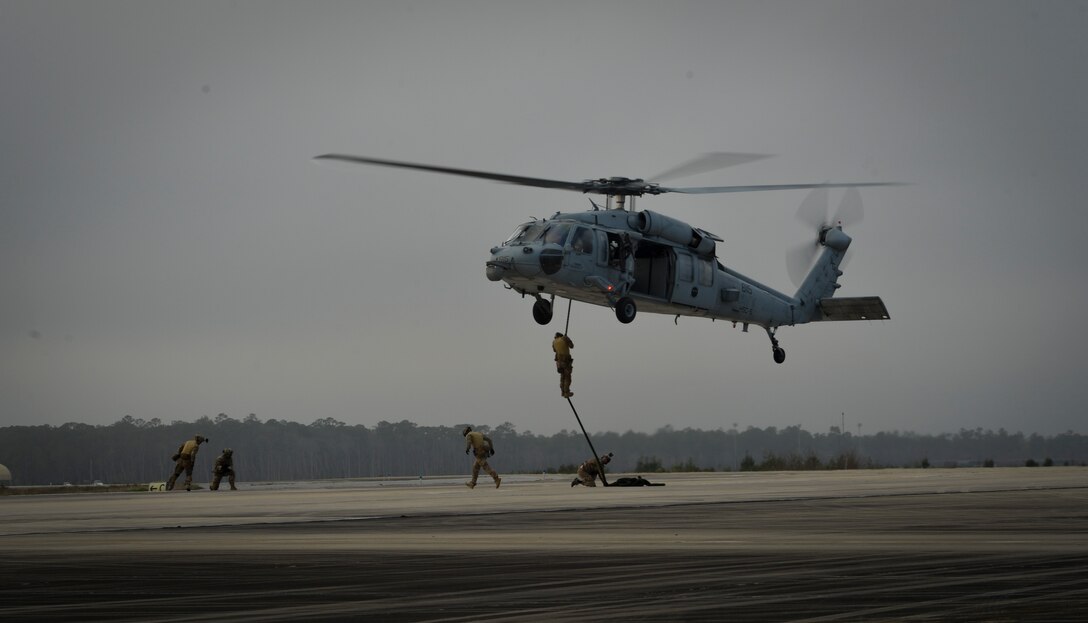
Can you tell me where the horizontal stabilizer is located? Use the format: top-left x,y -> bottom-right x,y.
818,296 -> 889,321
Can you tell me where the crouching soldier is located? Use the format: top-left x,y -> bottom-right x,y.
571,452 -> 613,487
166,434 -> 207,491
210,448 -> 237,491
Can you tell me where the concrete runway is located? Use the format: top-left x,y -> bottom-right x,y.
2,468 -> 1087,621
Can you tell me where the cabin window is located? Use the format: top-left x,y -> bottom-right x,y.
571,227 -> 594,254
676,252 -> 693,283
698,259 -> 714,287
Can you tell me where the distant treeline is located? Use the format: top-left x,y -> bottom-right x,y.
1,414 -> 1086,486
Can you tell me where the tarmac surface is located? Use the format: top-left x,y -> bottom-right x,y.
2,468 -> 1087,621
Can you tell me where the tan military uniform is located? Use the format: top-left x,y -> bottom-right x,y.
464,430 -> 500,488
552,334 -> 574,398
166,436 -> 204,491
210,451 -> 236,491
575,455 -> 610,487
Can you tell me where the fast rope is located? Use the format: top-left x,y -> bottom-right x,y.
561,299 -> 608,486
566,397 -> 609,486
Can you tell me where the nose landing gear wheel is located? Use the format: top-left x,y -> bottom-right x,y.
614,297 -> 637,324
532,299 -> 553,325
773,347 -> 786,364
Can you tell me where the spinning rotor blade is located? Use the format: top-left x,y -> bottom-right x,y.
663,181 -> 900,195
315,154 -> 589,192
787,242 -> 820,289
786,188 -> 866,287
650,152 -> 770,182
796,186 -> 830,230
317,153 -> 904,198
836,187 -> 864,227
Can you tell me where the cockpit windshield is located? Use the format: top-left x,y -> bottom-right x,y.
542,223 -> 572,246
503,222 -> 545,245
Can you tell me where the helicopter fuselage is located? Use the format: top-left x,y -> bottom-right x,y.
486,209 -> 814,332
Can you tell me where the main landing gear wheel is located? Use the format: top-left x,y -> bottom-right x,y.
532,299 -> 553,325
766,327 -> 785,364
614,297 -> 637,324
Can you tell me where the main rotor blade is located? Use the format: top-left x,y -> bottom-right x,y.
315,154 -> 589,192
661,182 -> 904,195
650,152 -> 771,183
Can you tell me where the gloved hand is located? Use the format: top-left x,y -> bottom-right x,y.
171,454 -> 180,461
465,449 -> 470,455
489,449 -> 495,457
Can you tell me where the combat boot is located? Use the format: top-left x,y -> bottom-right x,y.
465,481 -> 476,489
495,477 -> 501,488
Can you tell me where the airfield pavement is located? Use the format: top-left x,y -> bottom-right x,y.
1,468 -> 1087,622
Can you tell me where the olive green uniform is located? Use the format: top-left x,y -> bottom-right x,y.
210,450 -> 236,491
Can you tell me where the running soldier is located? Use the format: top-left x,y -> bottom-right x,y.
462,426 -> 501,489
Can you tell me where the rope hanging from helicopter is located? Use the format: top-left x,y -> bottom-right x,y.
559,299 -> 610,486
566,395 -> 610,487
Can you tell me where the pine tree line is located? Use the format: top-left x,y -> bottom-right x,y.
1,415 -> 1085,486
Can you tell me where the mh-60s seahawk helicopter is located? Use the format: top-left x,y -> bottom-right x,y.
316,153 -> 896,364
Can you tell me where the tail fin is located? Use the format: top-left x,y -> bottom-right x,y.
793,227 -> 850,323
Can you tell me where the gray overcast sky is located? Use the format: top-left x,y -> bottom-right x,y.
3,1 -> 1086,436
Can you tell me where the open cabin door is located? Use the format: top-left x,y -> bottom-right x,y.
630,240 -> 674,300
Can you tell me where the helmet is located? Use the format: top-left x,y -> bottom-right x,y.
223,448 -> 233,455
195,435 -> 206,443
462,426 -> 472,436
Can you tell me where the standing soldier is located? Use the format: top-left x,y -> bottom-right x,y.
552,332 -> 574,398
166,434 -> 207,491
462,426 -> 501,489
210,448 -> 237,491
571,452 -> 613,487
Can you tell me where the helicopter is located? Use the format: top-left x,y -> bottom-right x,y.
315,153 -> 895,364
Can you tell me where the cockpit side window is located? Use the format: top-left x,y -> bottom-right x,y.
542,223 -> 572,246
571,227 -> 594,254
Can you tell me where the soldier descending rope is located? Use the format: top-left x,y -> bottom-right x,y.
552,332 -> 574,398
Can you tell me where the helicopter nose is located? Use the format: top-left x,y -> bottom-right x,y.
486,247 -> 514,281
485,261 -> 506,281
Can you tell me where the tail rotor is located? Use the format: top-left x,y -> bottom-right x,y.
786,187 -> 863,287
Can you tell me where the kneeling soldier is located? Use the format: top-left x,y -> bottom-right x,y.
210,448 -> 237,491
